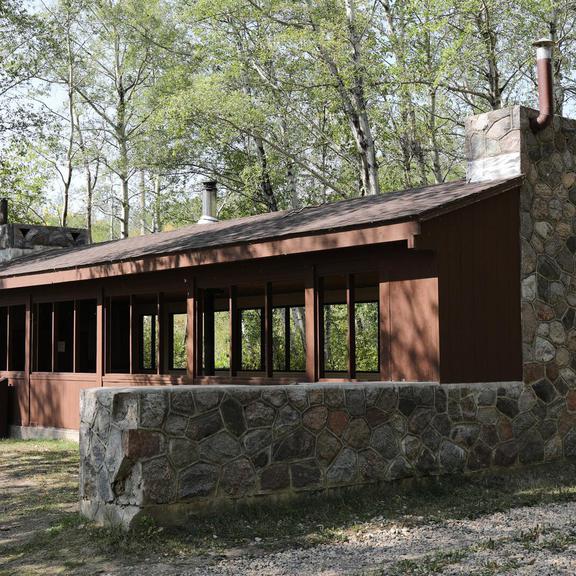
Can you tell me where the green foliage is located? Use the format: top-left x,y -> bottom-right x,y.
171,313 -> 187,370
1,0 -> 575,237
240,309 -> 262,371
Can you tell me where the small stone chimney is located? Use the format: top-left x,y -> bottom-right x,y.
465,42 -> 576,388
198,180 -> 218,225
0,199 -> 90,265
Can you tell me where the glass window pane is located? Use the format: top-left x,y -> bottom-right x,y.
355,302 -> 378,372
214,310 -> 230,370
324,303 -> 347,372
171,313 -> 187,370
241,309 -> 262,371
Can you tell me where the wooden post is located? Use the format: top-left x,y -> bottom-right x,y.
378,270 -> 391,381
229,286 -> 238,377
305,268 -> 319,382
129,295 -> 136,374
157,292 -> 164,375
264,282 -> 273,377
317,276 -> 324,379
186,278 -> 196,381
73,300 -> 78,373
203,290 -> 215,376
196,290 -> 204,377
96,287 -> 104,386
284,307 -> 290,372
347,274 -> 356,380
51,302 -> 57,372
25,296 -> 32,426
5,306 -> 10,372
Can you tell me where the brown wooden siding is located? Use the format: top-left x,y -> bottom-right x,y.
0,188 -> 524,428
418,187 -> 522,383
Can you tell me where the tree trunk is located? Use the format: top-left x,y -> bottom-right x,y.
344,0 -> 379,196
153,173 -> 161,232
139,170 -> 146,235
255,137 -> 278,211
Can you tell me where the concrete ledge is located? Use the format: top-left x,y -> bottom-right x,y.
10,425 -> 79,442
78,381 -> 576,528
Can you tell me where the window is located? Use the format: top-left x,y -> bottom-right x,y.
169,313 -> 187,370
240,308 -> 262,371
140,314 -> 157,371
273,306 -> 306,372
321,274 -> 379,377
323,303 -> 348,372
35,303 -> 53,372
355,301 -> 379,372
54,301 -> 74,372
109,298 -> 130,373
213,310 -> 230,370
76,299 -> 97,373
9,305 -> 25,371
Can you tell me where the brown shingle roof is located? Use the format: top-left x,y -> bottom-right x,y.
0,177 -> 520,279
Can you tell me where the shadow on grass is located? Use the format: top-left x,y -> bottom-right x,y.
1,440 -> 576,576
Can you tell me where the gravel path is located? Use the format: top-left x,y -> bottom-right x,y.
139,501 -> 576,576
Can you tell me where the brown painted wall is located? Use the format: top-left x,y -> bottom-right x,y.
29,374 -> 98,430
419,187 -> 522,383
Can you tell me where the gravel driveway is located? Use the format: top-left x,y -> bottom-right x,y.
113,501 -> 576,576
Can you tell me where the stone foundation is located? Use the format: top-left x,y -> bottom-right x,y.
79,381 -> 576,528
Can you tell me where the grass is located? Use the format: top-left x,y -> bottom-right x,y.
1,439 -> 576,575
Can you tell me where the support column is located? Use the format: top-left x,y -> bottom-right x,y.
96,288 -> 104,386
25,296 -> 32,426
305,268 -> 320,382
264,282 -> 273,377
378,270 -> 391,381
156,292 -> 164,375
129,295 -> 137,374
347,274 -> 356,380
229,286 -> 238,377
73,300 -> 78,373
51,303 -> 57,372
186,278 -> 196,381
204,291 -> 215,376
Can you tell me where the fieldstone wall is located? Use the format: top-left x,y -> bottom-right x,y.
0,223 -> 89,264
79,381 -> 576,528
467,106 -> 576,387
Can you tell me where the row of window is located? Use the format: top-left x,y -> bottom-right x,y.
0,297 -> 379,375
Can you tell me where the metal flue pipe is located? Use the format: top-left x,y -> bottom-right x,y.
198,180 -> 219,224
531,38 -> 554,132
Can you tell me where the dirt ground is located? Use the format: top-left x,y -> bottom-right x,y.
1,439 -> 575,575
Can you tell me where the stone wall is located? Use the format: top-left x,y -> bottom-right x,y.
0,223 -> 89,264
466,105 -> 576,388
79,381 -> 576,528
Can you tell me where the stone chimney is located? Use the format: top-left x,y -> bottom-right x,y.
466,105 -> 576,388
0,199 -> 90,265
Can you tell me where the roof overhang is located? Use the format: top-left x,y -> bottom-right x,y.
0,220 -> 420,289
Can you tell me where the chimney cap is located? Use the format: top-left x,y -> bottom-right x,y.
533,37 -> 554,48
202,180 -> 218,190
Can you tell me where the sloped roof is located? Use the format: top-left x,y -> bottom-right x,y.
0,177 -> 520,280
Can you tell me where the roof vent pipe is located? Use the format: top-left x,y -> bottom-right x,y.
531,38 -> 554,132
0,199 -> 8,225
198,180 -> 219,224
